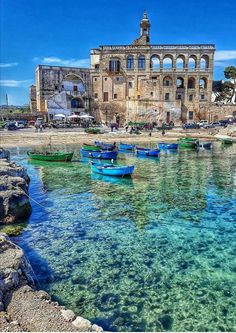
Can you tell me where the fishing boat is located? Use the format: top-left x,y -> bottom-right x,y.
220,138 -> 233,145
120,143 -> 135,150
94,141 -> 116,148
136,148 -> 160,157
91,161 -> 134,176
80,149 -> 118,159
27,151 -> 74,162
197,141 -> 212,149
83,143 -> 116,151
178,138 -> 198,148
83,143 -> 102,151
158,142 -> 178,150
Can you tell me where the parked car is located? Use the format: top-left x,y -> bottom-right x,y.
197,120 -> 208,127
203,123 -> 215,129
7,123 -> 19,131
211,122 -> 222,127
15,121 -> 25,129
183,123 -> 200,129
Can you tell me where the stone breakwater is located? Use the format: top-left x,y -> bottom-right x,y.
0,233 -> 103,332
0,158 -> 32,224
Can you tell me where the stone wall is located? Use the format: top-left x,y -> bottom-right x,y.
209,103 -> 236,121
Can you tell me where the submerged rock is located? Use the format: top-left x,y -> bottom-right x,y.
0,159 -> 32,224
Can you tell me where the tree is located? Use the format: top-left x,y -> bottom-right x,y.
99,102 -> 126,125
224,66 -> 236,103
212,79 -> 235,103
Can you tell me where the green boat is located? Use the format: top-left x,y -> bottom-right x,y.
83,144 -> 101,151
27,151 -> 74,161
178,137 -> 198,148
220,138 -> 233,145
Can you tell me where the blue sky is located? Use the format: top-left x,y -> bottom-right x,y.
0,0 -> 235,105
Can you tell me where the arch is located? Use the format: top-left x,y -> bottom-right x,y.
200,77 -> 207,89
109,58 -> 120,72
163,55 -> 173,70
61,74 -> 85,94
188,77 -> 196,89
71,97 -> 84,109
200,55 -> 209,69
176,55 -> 185,69
138,55 -> 146,70
188,55 -> 197,69
63,73 -> 85,84
150,55 -> 160,70
127,55 -> 134,70
177,77 -> 184,88
163,76 -> 173,86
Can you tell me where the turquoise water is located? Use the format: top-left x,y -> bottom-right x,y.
7,144 -> 236,331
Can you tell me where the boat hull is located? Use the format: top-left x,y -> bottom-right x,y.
120,143 -> 135,150
137,149 -> 160,157
80,149 -> 118,159
91,162 -> 134,176
198,142 -> 212,149
158,143 -> 178,150
27,152 -> 74,161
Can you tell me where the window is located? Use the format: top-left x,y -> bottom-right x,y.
94,93 -> 98,99
150,92 -> 153,97
153,82 -> 157,86
189,111 -> 193,120
109,59 -> 120,72
61,85 -> 64,89
165,80 -> 170,86
188,78 -> 195,89
73,85 -> 78,92
177,94 -> 182,100
55,85 -> 58,90
189,94 -> 193,101
103,92 -> 108,102
163,56 -> 173,70
137,95 -> 140,99
94,78 -> 97,81
128,82 -> 133,88
188,56 -> 197,69
127,55 -> 134,70
116,77 -> 119,81
151,56 -> 160,70
138,55 -> 145,70
165,93 -> 170,101
201,94 -> 205,100
95,64 -> 99,69
104,77 -> 107,81
114,93 -> 117,99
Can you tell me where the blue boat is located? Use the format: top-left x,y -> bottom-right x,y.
120,143 -> 135,150
158,142 -> 178,150
91,161 -> 134,176
136,148 -> 160,157
80,149 -> 118,159
94,141 -> 116,150
197,141 -> 212,149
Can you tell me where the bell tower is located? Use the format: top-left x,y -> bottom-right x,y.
140,11 -> 151,42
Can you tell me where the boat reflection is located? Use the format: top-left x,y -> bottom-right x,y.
91,172 -> 134,187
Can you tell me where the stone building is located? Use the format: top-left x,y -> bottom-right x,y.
35,65 -> 91,117
29,85 -> 37,113
90,12 -> 215,124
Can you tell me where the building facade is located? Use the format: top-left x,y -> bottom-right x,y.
29,85 -> 37,113
33,12 -> 215,123
91,12 -> 215,124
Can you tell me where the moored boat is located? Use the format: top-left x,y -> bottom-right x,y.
91,161 -> 134,176
178,138 -> 198,148
94,141 -> 117,150
80,149 -> 118,159
136,148 -> 160,157
83,144 -> 102,151
220,138 -> 233,145
158,142 -> 178,150
27,151 -> 74,161
197,141 -> 212,149
120,143 -> 135,150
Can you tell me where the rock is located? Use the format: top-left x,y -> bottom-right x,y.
0,148 -> 10,162
72,316 -> 92,331
61,309 -> 76,322
37,290 -> 51,300
92,324 -> 103,332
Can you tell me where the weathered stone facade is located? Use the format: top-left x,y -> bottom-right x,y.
35,66 -> 91,115
91,12 -> 215,124
29,85 -> 37,113
209,103 -> 236,122
34,12 -> 215,123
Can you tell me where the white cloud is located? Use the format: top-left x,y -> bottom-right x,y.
34,56 -> 90,68
0,80 -> 33,87
0,62 -> 19,68
214,50 -> 236,61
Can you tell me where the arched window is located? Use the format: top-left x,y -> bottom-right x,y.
163,56 -> 173,70
188,56 -> 197,69
200,55 -> 209,69
188,77 -> 196,89
200,78 -> 207,89
138,55 -> 146,70
109,59 -> 120,72
127,55 -> 134,70
177,77 -> 184,88
150,55 -> 160,70
176,56 -> 185,69
163,76 -> 172,86
71,98 -> 84,108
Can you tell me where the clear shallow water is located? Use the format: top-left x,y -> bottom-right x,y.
5,144 -> 236,331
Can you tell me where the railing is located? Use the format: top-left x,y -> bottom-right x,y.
99,44 -> 215,51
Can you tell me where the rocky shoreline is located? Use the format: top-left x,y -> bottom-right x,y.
0,233 -> 103,332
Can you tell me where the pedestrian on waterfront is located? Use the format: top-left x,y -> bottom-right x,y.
149,131 -> 152,137
162,129 -> 165,136
39,124 -> 43,132
125,125 -> 129,132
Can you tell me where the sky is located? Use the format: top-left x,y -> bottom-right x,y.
0,0 -> 236,105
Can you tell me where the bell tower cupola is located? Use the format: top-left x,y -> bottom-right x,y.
140,11 -> 150,42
